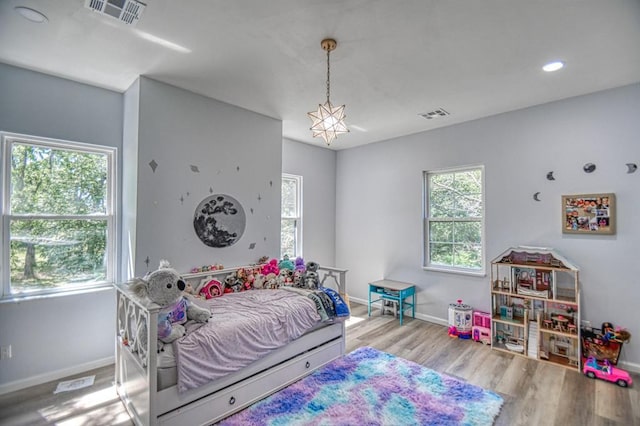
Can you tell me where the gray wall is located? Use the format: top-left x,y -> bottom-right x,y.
336,83 -> 640,369
2,60 -> 638,391
0,67 -> 283,392
282,138 -> 337,267
128,77 -> 282,276
0,63 -> 123,390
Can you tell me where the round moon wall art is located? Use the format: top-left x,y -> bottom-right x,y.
193,194 -> 246,248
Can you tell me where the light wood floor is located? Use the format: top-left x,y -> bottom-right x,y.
1,302 -> 638,425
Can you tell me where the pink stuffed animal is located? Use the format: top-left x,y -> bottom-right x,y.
261,258 -> 280,276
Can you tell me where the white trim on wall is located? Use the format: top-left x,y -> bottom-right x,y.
0,356 -> 115,396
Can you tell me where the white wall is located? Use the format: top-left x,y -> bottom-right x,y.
129,77 -> 282,276
282,138 -> 337,267
0,63 -> 123,390
336,83 -> 640,367
121,78 -> 140,280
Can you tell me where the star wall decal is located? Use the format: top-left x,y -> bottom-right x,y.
308,101 -> 349,146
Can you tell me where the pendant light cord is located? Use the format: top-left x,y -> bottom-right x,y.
326,49 -> 331,103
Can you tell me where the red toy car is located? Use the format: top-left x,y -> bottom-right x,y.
583,356 -> 633,387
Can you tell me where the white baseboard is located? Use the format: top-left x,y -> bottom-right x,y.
0,356 -> 115,396
349,297 -> 640,373
618,360 -> 640,374
413,312 -> 448,327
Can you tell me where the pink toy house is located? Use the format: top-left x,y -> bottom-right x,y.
472,311 -> 491,344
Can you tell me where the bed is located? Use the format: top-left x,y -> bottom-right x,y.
114,264 -> 348,426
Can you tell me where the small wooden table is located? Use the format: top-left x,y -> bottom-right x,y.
368,279 -> 416,325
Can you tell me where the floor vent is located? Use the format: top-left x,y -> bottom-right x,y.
419,108 -> 450,120
85,0 -> 146,26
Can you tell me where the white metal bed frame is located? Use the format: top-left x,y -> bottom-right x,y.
114,265 -> 347,426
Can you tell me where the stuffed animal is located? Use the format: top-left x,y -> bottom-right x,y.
265,272 -> 280,289
224,272 -> 243,293
294,256 -> 306,273
236,267 -> 248,282
183,282 -> 196,296
293,270 -> 304,287
131,260 -> 211,345
243,272 -> 255,290
199,279 -> 223,299
261,258 -> 280,276
278,255 -> 295,271
278,268 -> 294,286
253,273 -> 267,289
303,261 -> 320,289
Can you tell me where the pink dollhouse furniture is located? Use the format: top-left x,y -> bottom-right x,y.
472,311 -> 491,344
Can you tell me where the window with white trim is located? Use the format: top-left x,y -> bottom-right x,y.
423,166 -> 484,274
281,174 -> 302,258
1,132 -> 117,298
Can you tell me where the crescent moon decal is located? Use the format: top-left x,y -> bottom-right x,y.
533,192 -> 541,202
546,171 -> 555,181
626,163 -> 638,174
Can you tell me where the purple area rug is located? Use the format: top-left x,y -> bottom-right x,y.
219,346 -> 503,426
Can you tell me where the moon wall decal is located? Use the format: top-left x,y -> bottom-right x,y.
193,194 -> 246,248
626,163 -> 638,174
583,163 -> 596,173
546,171 -> 555,181
533,192 -> 541,201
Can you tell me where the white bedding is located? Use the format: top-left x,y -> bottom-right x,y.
174,290 -> 321,392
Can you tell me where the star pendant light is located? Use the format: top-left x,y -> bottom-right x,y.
308,38 -> 349,146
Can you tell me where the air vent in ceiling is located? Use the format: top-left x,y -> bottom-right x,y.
85,0 -> 146,26
419,108 -> 450,120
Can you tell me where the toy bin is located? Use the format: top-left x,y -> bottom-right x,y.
581,326 -> 623,365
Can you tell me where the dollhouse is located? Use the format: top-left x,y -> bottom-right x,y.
490,247 -> 581,370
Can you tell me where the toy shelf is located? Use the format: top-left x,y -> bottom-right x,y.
491,315 -> 525,327
490,286 -> 577,304
490,247 -> 581,371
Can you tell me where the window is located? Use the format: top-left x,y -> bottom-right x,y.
281,174 -> 302,258
423,166 -> 484,274
1,132 -> 117,298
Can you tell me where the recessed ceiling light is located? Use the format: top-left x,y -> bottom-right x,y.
14,6 -> 48,23
542,61 -> 564,72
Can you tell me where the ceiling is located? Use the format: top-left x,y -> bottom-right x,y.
1,1 -> 639,150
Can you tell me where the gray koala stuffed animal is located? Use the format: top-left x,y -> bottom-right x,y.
131,260 -> 211,346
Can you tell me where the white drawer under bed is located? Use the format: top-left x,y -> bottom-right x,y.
157,338 -> 343,426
